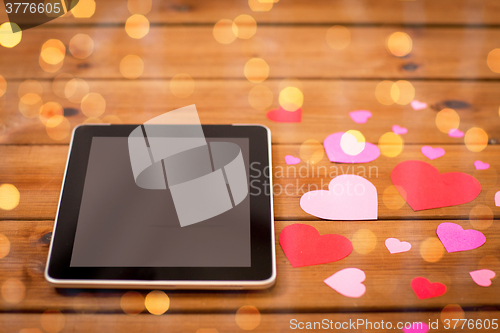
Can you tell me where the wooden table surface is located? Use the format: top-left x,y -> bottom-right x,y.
1,0 -> 500,332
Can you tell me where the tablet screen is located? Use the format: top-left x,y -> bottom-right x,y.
70,136 -> 251,268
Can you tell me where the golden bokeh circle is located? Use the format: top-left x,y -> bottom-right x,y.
435,108 -> 460,134
299,139 -> 324,165
248,0 -> 273,12
375,80 -> 394,106
69,34 -> 94,59
244,58 -> 269,83
464,127 -> 488,152
420,237 -> 444,263
0,23 -> 22,48
213,19 -> 237,44
378,132 -> 404,157
83,117 -> 102,124
128,0 -> 152,15
120,291 -> 144,315
46,115 -> 71,141
235,305 -> 261,330
39,102 -> 64,125
386,32 -> 412,57
1,278 -> 25,304
120,55 -> 144,79
41,310 -> 65,333
340,130 -> 366,156
52,73 -> 74,98
125,14 -> 150,39
0,75 -> 6,98
279,87 -> 303,111
0,233 -> 10,259
391,80 -> 415,105
248,85 -> 273,111
170,73 -> 195,98
382,185 -> 407,210
81,93 -> 106,118
71,0 -> 96,18
326,25 -> 351,50
41,39 -> 66,65
18,80 -> 43,98
440,304 -> 464,325
0,184 -> 20,211
145,290 -> 170,315
469,204 -> 493,230
278,78 -> 303,93
19,93 -> 43,118
487,48 -> 500,73
352,229 -> 377,255
65,78 -> 90,103
232,15 -> 257,39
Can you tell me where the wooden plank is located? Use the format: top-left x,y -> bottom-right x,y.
0,220 -> 499,313
0,144 -> 499,221
2,27 -> 500,80
1,80 -> 500,145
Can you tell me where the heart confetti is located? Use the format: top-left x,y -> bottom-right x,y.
392,125 -> 408,135
474,160 -> 490,170
266,106 -> 302,123
349,110 -> 372,124
411,100 -> 427,110
448,128 -> 464,138
279,224 -> 352,268
436,222 -> 486,253
285,155 -> 301,165
324,268 -> 366,298
411,277 -> 447,300
421,146 -> 445,160
469,269 -> 496,287
385,238 -> 411,254
323,132 -> 380,164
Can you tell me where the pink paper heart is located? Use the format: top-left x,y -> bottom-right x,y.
469,269 -> 496,287
495,191 -> 500,207
448,128 -> 464,138
349,110 -> 372,124
436,222 -> 486,253
324,268 -> 366,298
385,238 -> 412,254
402,322 -> 430,333
421,146 -> 445,160
323,132 -> 380,164
392,125 -> 408,135
474,160 -> 490,170
285,155 -> 301,165
300,175 -> 378,220
411,100 -> 427,110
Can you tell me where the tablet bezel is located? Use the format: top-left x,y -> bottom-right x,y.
45,124 -> 275,289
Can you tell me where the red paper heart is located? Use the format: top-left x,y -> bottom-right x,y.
279,224 -> 352,268
411,277 -> 447,300
266,107 -> 302,123
391,160 -> 481,211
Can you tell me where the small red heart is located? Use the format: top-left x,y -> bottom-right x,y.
266,107 -> 302,123
411,277 -> 447,300
279,224 -> 352,268
391,160 -> 481,211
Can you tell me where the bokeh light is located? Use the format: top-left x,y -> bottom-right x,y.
127,0 -> 152,15
386,32 -> 412,57
145,290 -> 170,315
1,278 -> 25,304
420,237 -> 444,263
41,310 -> 65,333
235,305 -> 261,330
39,102 -> 64,125
0,23 -> 22,48
375,80 -> 394,105
244,58 -> 269,83
326,25 -> 351,50
248,0 -> 273,11
440,304 -> 464,325
278,78 -> 303,92
69,34 -> 94,59
120,291 -> 144,315
83,117 -> 102,124
0,184 -> 20,211
464,127 -> 488,152
213,19 -> 237,44
435,108 -> 460,134
248,85 -> 273,110
52,73 -> 74,98
378,132 -> 404,157
81,93 -> 106,118
279,87 -> 303,111
390,80 -> 415,105
125,14 -> 150,39
469,204 -> 493,230
382,185 -> 407,210
65,78 -> 90,103
40,40 -> 65,65
0,233 -> 10,259
170,73 -> 195,98
352,229 -> 377,254
0,75 -> 6,98
487,48 -> 500,73
232,15 -> 257,39
46,115 -> 71,141
19,93 -> 43,118
299,139 -> 324,164
120,55 -> 144,79
340,130 -> 366,156
18,80 -> 43,98
71,0 -> 96,18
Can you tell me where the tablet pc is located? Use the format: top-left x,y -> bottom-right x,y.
45,124 -> 275,289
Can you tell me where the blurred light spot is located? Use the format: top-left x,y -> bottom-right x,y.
19,93 -> 43,118
383,185 -> 407,210
279,87 -> 303,111
232,15 -> 257,39
326,25 -> 350,50
83,117 -> 102,124
65,78 -> 89,103
390,80 -> 415,105
213,19 -> 237,44
0,234 -> 10,259
39,102 -> 64,125
41,47 -> 65,65
69,34 -> 94,59
487,48 -> 500,73
248,85 -> 273,111
1,278 -> 25,304
145,290 -> 170,315
378,132 -> 403,157
375,80 -> 394,105
71,0 -> 96,18
170,73 -> 195,98
52,73 -> 74,98
102,115 -> 122,124
0,184 -> 20,211
440,304 -> 464,325
478,255 -> 500,272
39,56 -> 64,73
120,291 -> 144,315
41,310 -> 65,333
81,93 -> 105,117
278,78 -> 303,92
299,139 -> 324,165
469,204 -> 493,230
0,23 -> 22,48
18,80 -> 43,98
235,305 -> 261,330
340,130 -> 365,156
125,14 -> 150,39
420,237 -> 444,262
435,108 -> 460,134
46,115 -> 70,141
386,32 -> 412,57
128,0 -> 152,15
0,75 -> 6,98
465,127 -> 488,152
120,55 -> 144,79
248,0 -> 272,11
244,58 -> 269,83
352,229 -> 377,254
196,329 -> 219,333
